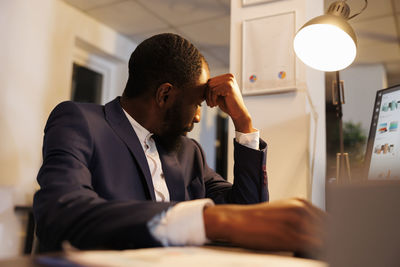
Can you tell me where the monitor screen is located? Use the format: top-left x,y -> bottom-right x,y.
365,84 -> 400,180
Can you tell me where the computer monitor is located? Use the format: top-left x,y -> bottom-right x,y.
364,84 -> 400,180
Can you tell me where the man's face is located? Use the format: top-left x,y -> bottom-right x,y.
156,62 -> 210,152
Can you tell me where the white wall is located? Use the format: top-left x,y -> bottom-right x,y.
188,106 -> 218,169
0,188 -> 21,258
0,0 -> 136,202
229,0 -> 326,208
340,64 -> 388,136
0,0 -> 136,257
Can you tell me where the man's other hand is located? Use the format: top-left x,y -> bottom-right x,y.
203,198 -> 326,254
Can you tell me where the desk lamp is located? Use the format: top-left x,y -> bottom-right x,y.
293,0 -> 368,183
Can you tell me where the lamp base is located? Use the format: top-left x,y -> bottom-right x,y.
336,152 -> 352,184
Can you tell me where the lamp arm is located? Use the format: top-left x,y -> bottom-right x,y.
348,0 -> 368,20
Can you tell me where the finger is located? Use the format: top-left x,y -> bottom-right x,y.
307,203 -> 328,226
298,203 -> 326,241
209,86 -> 216,107
212,88 -> 219,107
210,83 -> 224,107
205,82 -> 212,107
207,81 -> 216,107
295,233 -> 324,256
294,199 -> 327,225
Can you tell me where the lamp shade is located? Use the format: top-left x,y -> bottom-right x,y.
294,13 -> 357,72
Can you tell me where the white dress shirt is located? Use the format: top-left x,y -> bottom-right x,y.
122,109 -> 259,246
123,110 -> 170,202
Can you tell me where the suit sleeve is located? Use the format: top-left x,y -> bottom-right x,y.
33,102 -> 175,252
200,139 -> 269,204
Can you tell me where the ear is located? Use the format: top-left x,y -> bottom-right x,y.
155,83 -> 173,108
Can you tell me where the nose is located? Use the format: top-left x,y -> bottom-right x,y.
193,106 -> 201,123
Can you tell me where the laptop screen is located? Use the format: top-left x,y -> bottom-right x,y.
364,84 -> 400,180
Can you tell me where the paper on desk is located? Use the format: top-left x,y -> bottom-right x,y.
65,246 -> 327,267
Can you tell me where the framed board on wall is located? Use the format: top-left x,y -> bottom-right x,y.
242,12 -> 296,95
242,0 -> 282,7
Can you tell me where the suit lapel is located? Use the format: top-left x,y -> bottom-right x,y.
156,140 -> 186,202
104,97 -> 156,201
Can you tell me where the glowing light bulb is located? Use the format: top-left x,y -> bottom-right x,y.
294,24 -> 356,71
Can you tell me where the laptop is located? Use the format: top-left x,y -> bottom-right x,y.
326,84 -> 400,267
364,84 -> 400,180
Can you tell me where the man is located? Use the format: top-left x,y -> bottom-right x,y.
34,33 -> 324,254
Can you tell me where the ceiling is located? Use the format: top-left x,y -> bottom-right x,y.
63,0 -> 400,82
338,0 -> 400,84
63,0 -> 230,75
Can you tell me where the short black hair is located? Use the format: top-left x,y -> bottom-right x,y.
123,33 -> 207,98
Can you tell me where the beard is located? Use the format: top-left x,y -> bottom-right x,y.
154,100 -> 190,153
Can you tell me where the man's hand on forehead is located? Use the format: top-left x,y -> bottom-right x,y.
205,74 -> 256,133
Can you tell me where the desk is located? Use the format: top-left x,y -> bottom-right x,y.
0,247 -> 326,267
0,256 -> 45,267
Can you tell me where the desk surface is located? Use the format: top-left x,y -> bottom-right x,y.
0,254 -> 83,267
0,247 -> 326,267
0,256 -> 45,267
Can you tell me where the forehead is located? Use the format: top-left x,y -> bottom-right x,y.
198,61 -> 210,83
191,62 -> 210,100
184,62 -> 210,101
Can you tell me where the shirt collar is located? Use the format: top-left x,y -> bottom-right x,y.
122,108 -> 153,149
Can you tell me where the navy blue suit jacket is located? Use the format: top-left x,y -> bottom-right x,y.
33,97 -> 268,251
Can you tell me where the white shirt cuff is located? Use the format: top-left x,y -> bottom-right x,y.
235,130 -> 260,150
147,199 -> 215,246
